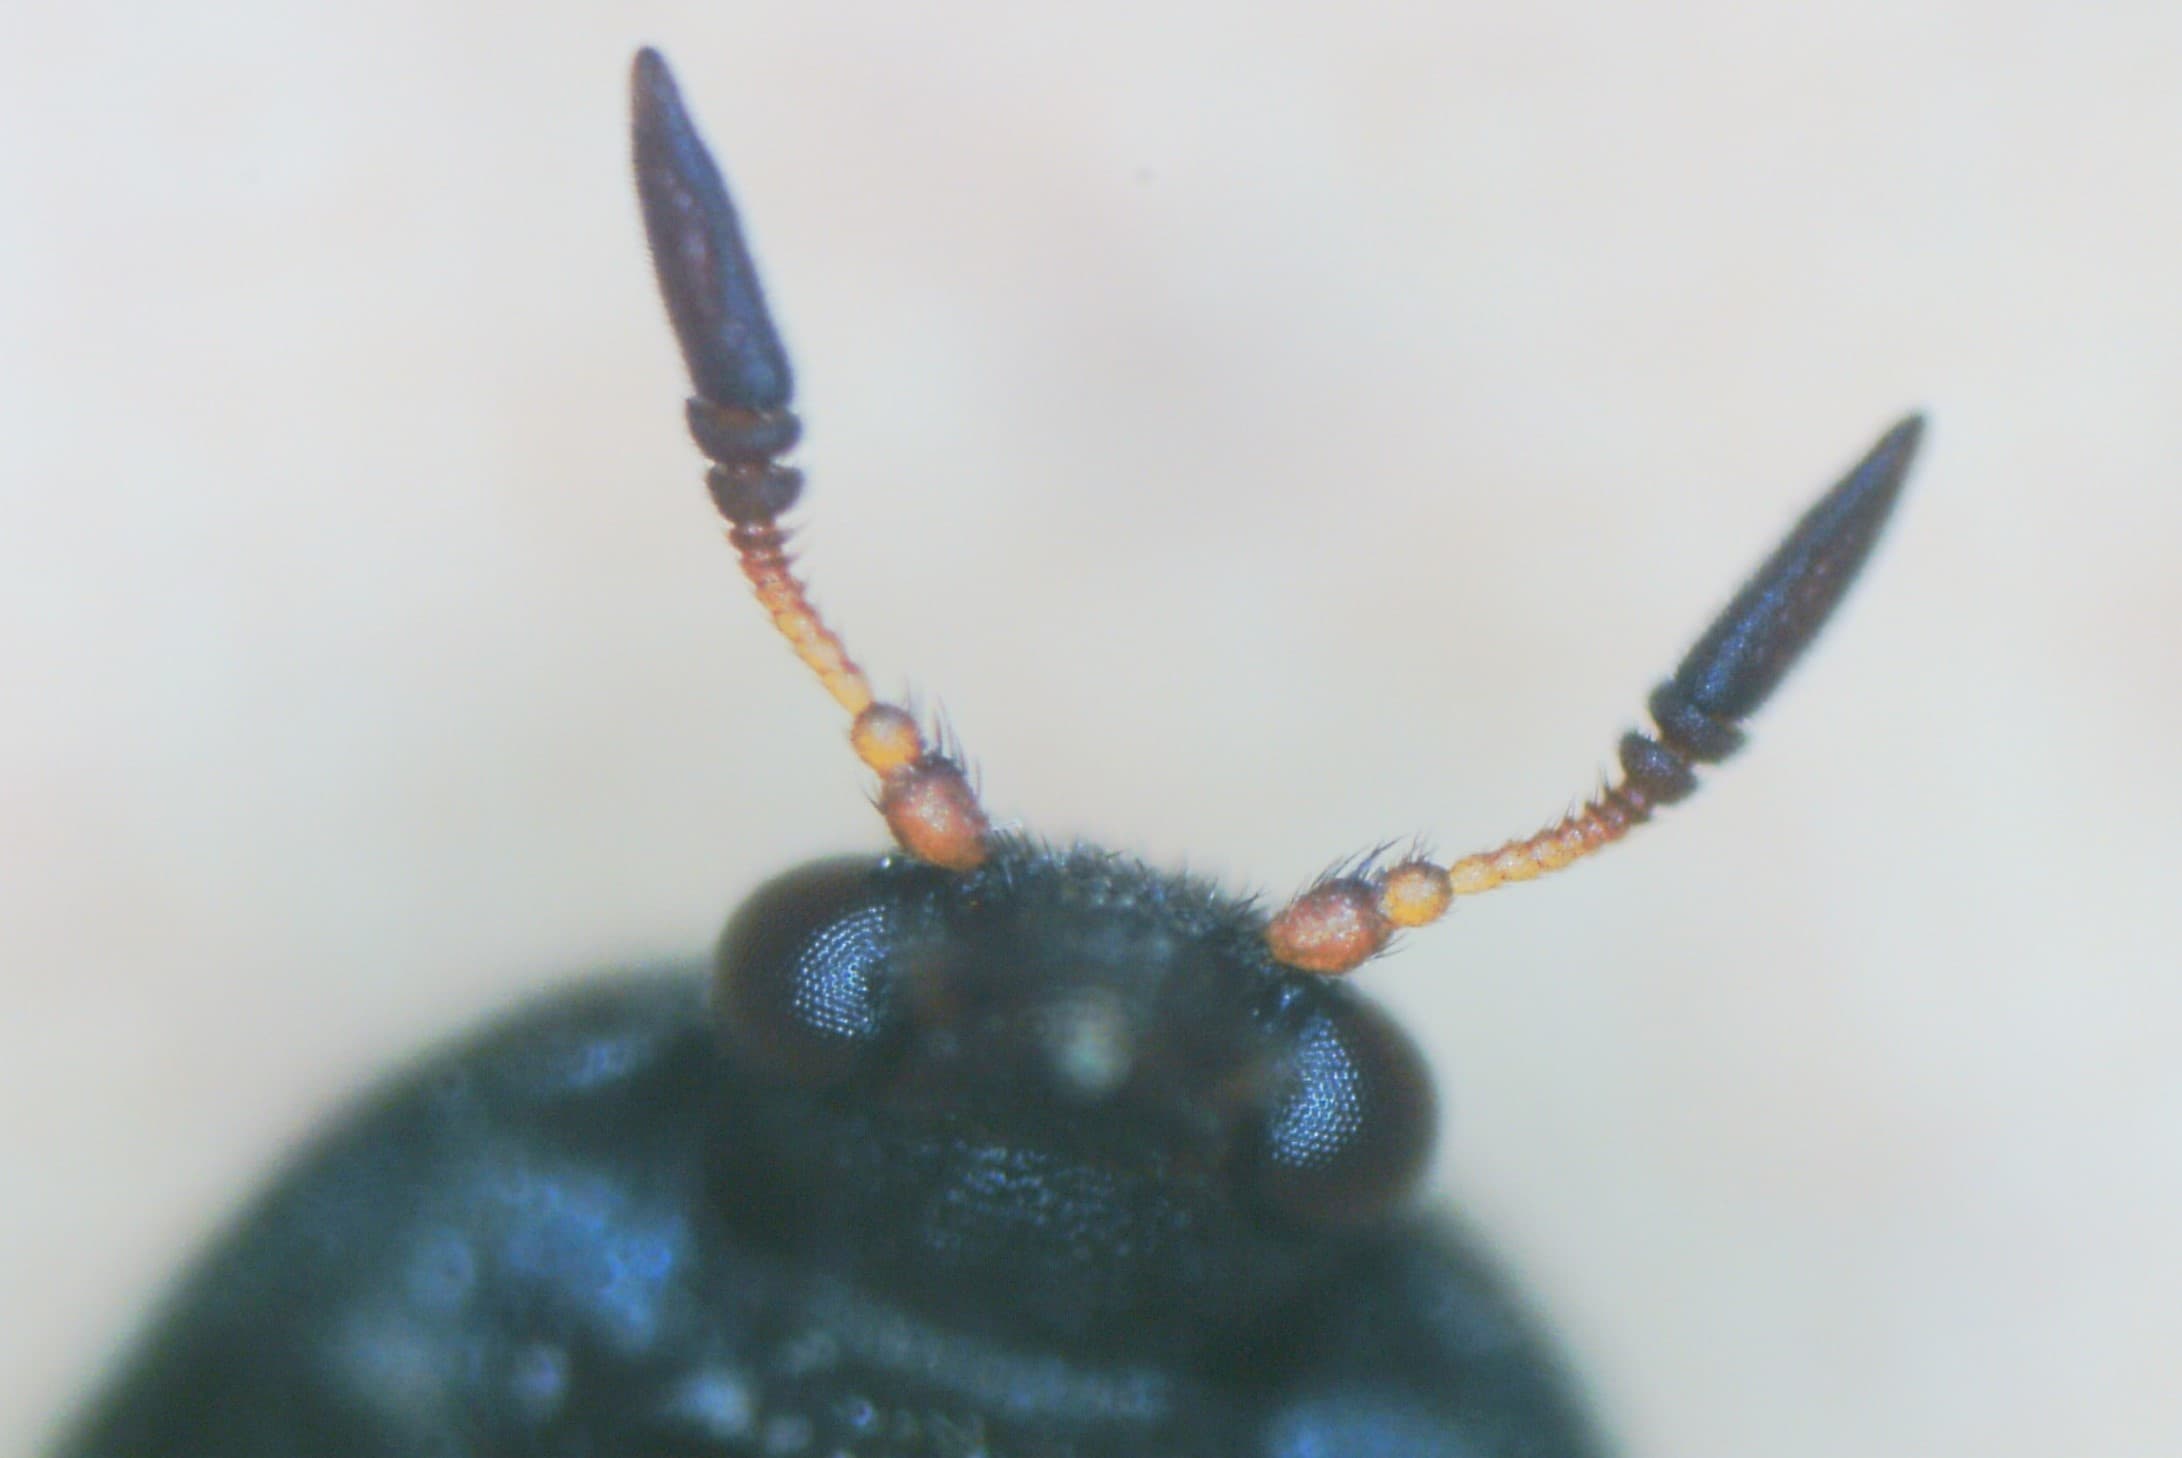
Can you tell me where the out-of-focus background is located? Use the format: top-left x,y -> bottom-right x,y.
5,4 -> 2177,1455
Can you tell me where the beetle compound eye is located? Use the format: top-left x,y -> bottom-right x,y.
1251,995 -> 1436,1228
714,858 -> 903,1086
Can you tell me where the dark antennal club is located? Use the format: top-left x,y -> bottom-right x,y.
1265,416 -> 1924,975
631,47 -> 992,871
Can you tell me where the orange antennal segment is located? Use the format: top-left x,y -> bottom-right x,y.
726,515 -> 872,716
1266,415 -> 1924,976
631,48 -> 991,872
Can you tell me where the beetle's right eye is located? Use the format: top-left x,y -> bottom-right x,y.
1246,994 -> 1435,1228
714,858 -> 903,1087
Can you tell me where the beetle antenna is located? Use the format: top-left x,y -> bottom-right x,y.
632,48 -> 991,871
1265,415 -> 1924,975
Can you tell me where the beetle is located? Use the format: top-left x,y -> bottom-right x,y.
52,48 -> 1921,1458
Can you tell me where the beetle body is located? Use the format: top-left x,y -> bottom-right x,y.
59,851 -> 1605,1458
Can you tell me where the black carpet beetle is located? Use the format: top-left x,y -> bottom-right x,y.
52,48 -> 1921,1458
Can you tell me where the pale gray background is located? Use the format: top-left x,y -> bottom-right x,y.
6,4 -> 2178,1456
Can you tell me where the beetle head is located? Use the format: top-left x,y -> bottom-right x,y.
705,845 -> 1434,1356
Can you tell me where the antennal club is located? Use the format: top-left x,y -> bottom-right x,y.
1265,416 -> 1925,975
631,48 -> 991,871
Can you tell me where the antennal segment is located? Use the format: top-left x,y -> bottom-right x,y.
632,48 -> 991,871
1265,415 -> 1924,975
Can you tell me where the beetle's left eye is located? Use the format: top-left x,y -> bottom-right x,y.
714,857 -> 904,1087
1247,995 -> 1436,1228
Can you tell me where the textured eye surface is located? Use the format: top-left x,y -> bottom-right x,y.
713,857 -> 901,1086
1255,994 -> 1437,1227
